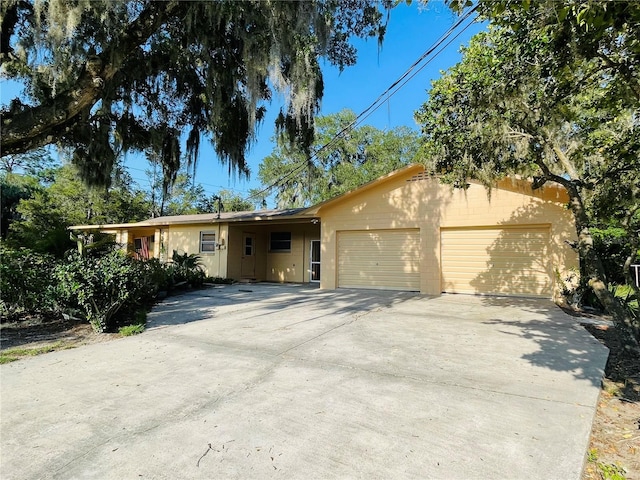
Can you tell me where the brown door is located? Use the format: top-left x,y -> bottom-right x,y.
241,233 -> 256,278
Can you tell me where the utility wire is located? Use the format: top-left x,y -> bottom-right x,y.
245,5 -> 479,203
126,165 -> 252,196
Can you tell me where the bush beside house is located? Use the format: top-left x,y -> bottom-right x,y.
0,245 -> 221,333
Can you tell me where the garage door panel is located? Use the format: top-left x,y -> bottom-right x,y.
441,227 -> 552,297
338,230 -> 420,291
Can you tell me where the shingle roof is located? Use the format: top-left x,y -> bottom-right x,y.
141,208 -> 310,225
68,208 -> 313,230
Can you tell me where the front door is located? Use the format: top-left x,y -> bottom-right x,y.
241,233 -> 256,278
310,240 -> 321,283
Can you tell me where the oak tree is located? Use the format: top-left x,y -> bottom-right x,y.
1,0 -> 391,188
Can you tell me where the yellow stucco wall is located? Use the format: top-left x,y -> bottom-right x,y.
266,223 -> 320,283
227,223 -> 320,282
318,168 -> 578,299
164,223 -> 229,278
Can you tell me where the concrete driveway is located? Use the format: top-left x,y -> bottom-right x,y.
1,284 -> 608,479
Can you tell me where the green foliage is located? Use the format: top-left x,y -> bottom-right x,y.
142,258 -> 173,292
0,174 -> 38,239
1,243 -> 211,333
53,251 -> 156,333
1,1 -> 392,189
585,448 -> 627,480
169,250 -> 206,288
591,227 -> 634,284
611,284 -> 639,319
156,170 -> 208,217
0,244 -> 57,317
146,163 -> 257,216
259,109 -> 420,207
5,162 -> 151,256
597,462 -> 627,480
118,323 -> 145,336
204,190 -> 255,213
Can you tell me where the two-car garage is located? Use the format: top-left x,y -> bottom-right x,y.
335,226 -> 553,298
313,165 -> 577,300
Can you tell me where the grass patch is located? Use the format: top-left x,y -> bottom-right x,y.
598,462 -> 627,480
118,323 -> 145,336
0,342 -> 73,364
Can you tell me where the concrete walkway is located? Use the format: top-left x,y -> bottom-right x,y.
1,284 -> 608,479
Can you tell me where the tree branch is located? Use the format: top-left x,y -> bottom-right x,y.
549,142 -> 579,180
529,144 -> 572,188
596,51 -> 640,102
0,1 -> 187,157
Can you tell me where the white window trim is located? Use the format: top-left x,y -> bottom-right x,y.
200,231 -> 216,254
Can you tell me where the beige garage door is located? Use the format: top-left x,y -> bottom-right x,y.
441,226 -> 552,297
337,229 -> 420,291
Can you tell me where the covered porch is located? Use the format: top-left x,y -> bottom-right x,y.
226,220 -> 321,284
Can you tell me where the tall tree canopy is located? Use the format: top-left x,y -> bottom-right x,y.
258,109 -> 420,208
417,1 -> 640,351
0,0 -> 391,188
4,162 -> 151,256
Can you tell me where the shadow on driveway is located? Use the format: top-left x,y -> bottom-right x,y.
478,295 -> 608,388
147,283 -> 420,329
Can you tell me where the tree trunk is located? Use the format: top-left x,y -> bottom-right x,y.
564,182 -> 640,354
623,235 -> 640,298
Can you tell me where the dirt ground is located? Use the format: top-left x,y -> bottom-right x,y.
1,311 -> 638,479
0,315 -> 118,352
581,324 -> 640,480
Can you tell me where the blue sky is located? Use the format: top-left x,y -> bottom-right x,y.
0,2 -> 485,205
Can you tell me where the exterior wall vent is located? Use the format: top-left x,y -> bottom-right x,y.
406,172 -> 429,182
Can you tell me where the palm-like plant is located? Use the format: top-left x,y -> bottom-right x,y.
170,250 -> 205,287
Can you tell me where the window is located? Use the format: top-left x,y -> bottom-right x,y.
200,231 -> 216,253
134,236 -> 153,260
244,235 -> 253,256
270,232 -> 291,252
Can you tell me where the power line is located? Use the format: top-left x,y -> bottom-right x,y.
126,164 -> 252,195
244,5 -> 479,203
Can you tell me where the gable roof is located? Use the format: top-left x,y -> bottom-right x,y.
303,164 -> 569,214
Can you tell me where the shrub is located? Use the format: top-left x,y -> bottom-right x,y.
53,251 -> 156,333
170,250 -> 206,288
611,284 -> 639,318
590,227 -> 635,285
0,245 -> 57,317
143,257 -> 172,293
1,245 -> 210,334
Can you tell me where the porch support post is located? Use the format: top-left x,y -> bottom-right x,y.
153,229 -> 161,259
118,229 -> 129,252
